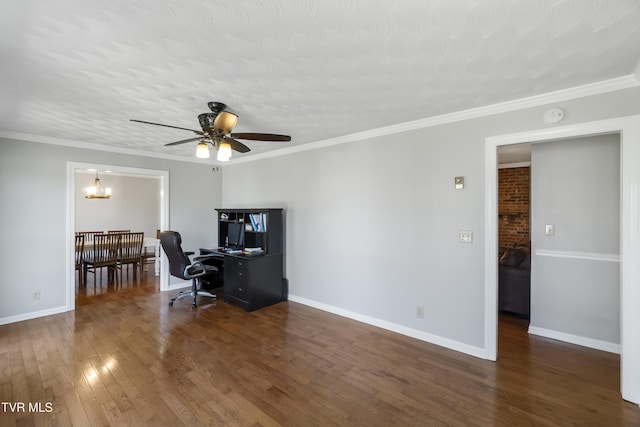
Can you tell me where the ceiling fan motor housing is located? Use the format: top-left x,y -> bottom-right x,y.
198,112 -> 218,131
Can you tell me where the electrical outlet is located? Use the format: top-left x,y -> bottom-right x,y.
416,305 -> 424,319
459,230 -> 473,243
32,291 -> 41,301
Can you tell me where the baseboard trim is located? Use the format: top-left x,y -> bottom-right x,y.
288,294 -> 489,360
528,326 -> 620,354
0,305 -> 69,326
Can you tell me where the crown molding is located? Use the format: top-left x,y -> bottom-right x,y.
2,74 -> 638,166
0,130 -> 223,165
230,74 -> 640,164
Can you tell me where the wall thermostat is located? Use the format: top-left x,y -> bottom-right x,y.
543,108 -> 565,124
455,176 -> 464,190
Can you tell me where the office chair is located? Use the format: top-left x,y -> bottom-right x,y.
160,231 -> 218,308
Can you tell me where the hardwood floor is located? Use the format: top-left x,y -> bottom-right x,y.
1,272 -> 639,426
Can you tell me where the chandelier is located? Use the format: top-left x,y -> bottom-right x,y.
85,171 -> 112,199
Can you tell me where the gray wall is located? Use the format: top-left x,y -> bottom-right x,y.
0,139 -> 222,321
530,135 -> 620,344
221,87 -> 640,351
1,86 -> 639,349
75,172 -> 160,238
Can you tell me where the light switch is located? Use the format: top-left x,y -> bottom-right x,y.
459,230 -> 473,243
545,224 -> 555,236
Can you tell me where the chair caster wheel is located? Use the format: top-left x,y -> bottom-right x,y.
192,301 -> 196,308
168,301 -> 173,307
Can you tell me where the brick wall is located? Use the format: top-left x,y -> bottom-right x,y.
498,167 -> 530,249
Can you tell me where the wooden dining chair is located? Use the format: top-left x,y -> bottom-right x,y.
83,233 -> 120,285
141,229 -> 160,273
117,232 -> 144,282
108,230 -> 131,234
76,231 -> 103,242
75,234 -> 85,286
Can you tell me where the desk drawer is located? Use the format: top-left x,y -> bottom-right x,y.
229,280 -> 249,300
225,258 -> 249,301
227,257 -> 248,270
230,267 -> 248,297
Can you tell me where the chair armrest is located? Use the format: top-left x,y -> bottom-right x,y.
183,261 -> 218,279
193,254 -> 224,262
184,251 -> 195,256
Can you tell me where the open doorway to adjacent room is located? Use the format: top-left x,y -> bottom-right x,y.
485,115 -> 640,404
497,145 -> 531,324
74,168 -> 161,297
66,162 -> 170,312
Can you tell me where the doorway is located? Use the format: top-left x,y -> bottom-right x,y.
484,115 -> 640,404
496,157 -> 531,322
75,168 -> 161,294
66,162 -> 170,312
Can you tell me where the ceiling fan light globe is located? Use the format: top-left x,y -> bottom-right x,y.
196,142 -> 210,158
213,112 -> 239,134
217,142 -> 232,161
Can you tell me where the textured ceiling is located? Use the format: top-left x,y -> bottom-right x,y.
1,0 -> 639,162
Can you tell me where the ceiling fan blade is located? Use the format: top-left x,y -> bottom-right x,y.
224,137 -> 251,153
164,137 -> 203,146
130,119 -> 205,135
230,132 -> 291,142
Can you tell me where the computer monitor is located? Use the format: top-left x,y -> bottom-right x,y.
227,222 -> 244,248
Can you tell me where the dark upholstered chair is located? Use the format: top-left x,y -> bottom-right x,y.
160,231 -> 218,308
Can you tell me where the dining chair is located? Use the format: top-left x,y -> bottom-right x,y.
117,232 -> 144,282
141,229 -> 160,272
83,233 -> 120,285
108,229 -> 131,234
75,234 -> 85,286
76,231 -> 103,242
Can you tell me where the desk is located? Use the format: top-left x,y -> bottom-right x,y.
200,248 -> 286,311
81,237 -> 161,276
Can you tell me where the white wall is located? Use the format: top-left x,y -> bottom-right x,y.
221,86 -> 640,354
530,135 -> 620,347
0,139 -> 222,323
75,172 -> 160,238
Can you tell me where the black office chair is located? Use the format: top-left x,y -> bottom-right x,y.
160,231 -> 218,308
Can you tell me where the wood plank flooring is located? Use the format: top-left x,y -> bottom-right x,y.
1,271 -> 639,426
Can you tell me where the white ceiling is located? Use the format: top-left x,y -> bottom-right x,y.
1,1 -> 639,162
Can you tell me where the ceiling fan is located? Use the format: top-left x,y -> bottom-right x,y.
130,102 -> 291,161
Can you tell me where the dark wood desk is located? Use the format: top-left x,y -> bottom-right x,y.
200,248 -> 286,311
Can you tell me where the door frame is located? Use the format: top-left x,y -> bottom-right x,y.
484,115 -> 640,404
66,162 -> 170,311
